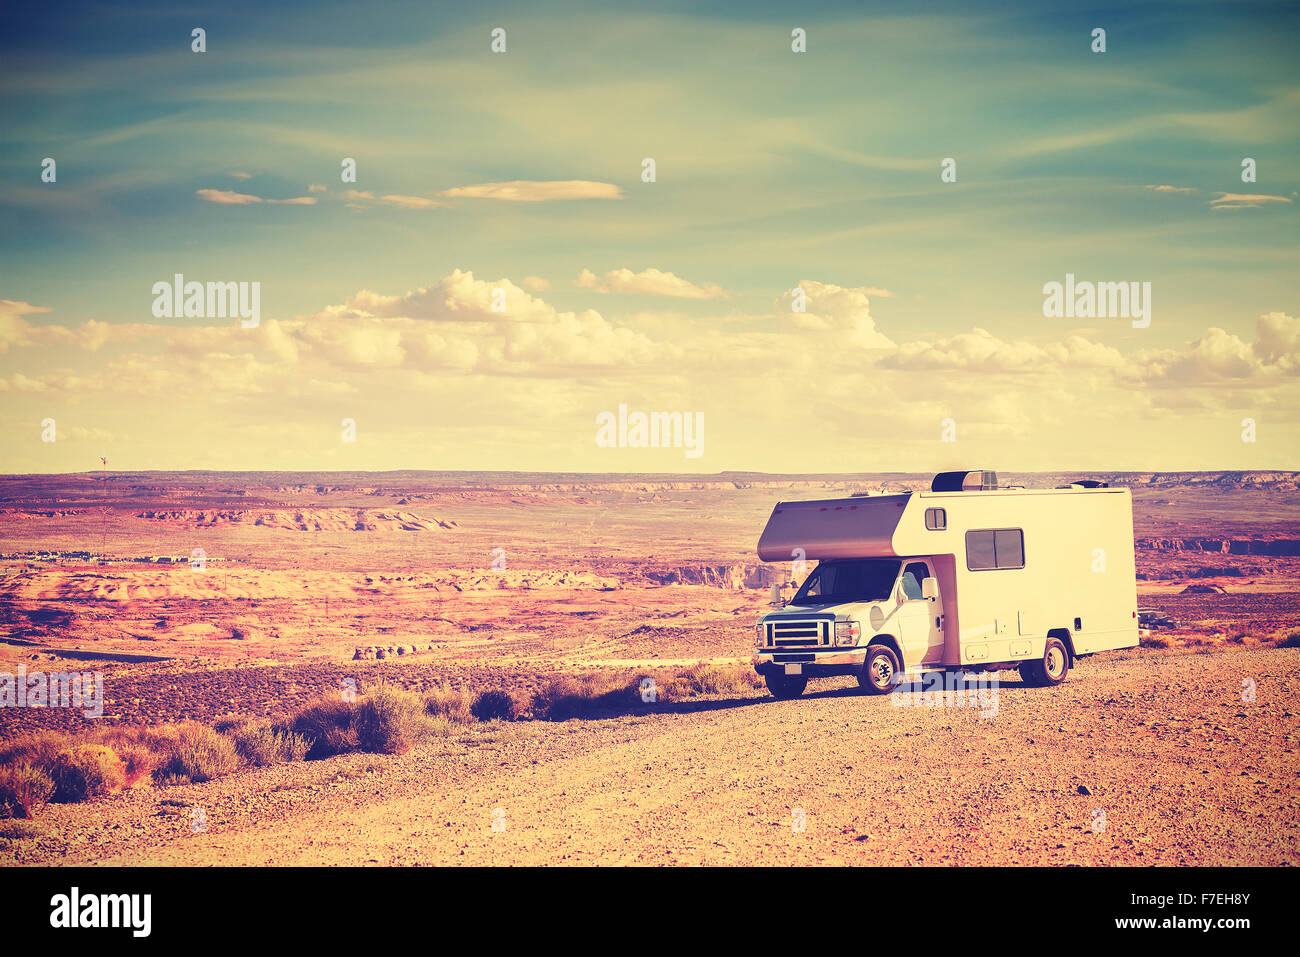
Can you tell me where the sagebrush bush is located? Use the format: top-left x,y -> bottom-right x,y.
425,714 -> 454,738
424,684 -> 475,723
49,745 -> 126,802
230,723 -> 310,766
353,686 -> 435,755
0,730 -> 68,769
471,688 -> 528,722
150,723 -> 240,785
85,726 -> 159,785
0,764 -> 55,818
291,696 -> 361,758
658,662 -> 763,701
1276,629 -> 1300,649
532,673 -> 633,721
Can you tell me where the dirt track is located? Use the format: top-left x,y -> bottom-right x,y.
10,646 -> 1298,866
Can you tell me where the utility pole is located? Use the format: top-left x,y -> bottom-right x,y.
99,457 -> 108,562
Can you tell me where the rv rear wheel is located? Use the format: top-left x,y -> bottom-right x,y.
859,645 -> 900,695
765,672 -> 807,700
1021,637 -> 1070,687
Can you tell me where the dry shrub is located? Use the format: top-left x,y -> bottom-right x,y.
149,722 -> 240,785
211,715 -> 248,734
1275,628 -> 1300,649
291,696 -> 361,759
0,730 -> 68,769
425,714 -> 454,738
533,673 -> 634,721
0,764 -> 55,818
85,726 -> 160,785
291,687 -> 435,757
230,723 -> 310,766
48,745 -> 126,802
471,688 -> 529,722
424,684 -> 475,723
353,686 -> 435,755
657,662 -> 762,702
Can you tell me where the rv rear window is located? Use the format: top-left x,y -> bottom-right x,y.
925,507 -> 946,530
966,528 -> 1025,570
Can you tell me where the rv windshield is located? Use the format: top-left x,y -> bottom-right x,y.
792,559 -> 902,605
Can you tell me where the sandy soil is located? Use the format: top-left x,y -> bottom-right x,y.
1,471 -> 1297,865
7,646 -> 1297,866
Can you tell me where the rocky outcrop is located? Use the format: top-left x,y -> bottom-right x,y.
135,508 -> 458,532
1137,538 -> 1300,556
639,563 -> 782,589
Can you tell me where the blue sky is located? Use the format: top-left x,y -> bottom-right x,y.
0,0 -> 1296,471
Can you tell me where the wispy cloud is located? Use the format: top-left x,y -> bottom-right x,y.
575,267 -> 726,300
376,194 -> 445,210
1210,192 -> 1294,210
440,180 -> 623,202
196,188 -> 318,206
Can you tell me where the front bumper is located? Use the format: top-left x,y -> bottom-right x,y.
755,647 -> 867,679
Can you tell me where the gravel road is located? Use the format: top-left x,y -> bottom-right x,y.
10,647 -> 1298,866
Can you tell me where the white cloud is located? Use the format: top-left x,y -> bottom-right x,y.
196,188 -> 318,206
778,280 -> 895,349
0,300 -> 50,352
439,180 -> 623,202
575,267 -> 727,300
1210,192 -> 1293,210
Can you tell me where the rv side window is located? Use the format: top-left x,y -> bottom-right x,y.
925,507 -> 946,530
994,529 -> 1024,568
966,528 -> 1024,570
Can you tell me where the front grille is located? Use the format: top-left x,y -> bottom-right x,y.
766,619 -> 830,648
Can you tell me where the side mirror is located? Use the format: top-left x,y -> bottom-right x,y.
922,577 -> 939,602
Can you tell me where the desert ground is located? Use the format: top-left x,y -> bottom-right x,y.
1,470 -> 1298,865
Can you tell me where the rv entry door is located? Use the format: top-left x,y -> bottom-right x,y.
897,560 -> 944,665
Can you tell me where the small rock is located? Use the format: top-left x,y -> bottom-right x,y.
1077,785 -> 1092,795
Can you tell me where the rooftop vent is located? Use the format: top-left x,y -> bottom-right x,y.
931,470 -> 998,492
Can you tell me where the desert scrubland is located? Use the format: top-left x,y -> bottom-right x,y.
1,470 -> 1297,865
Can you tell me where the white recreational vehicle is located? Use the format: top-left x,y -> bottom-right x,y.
753,470 -> 1139,698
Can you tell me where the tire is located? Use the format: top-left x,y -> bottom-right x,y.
765,672 -> 807,700
1022,636 -> 1070,687
858,644 -> 900,695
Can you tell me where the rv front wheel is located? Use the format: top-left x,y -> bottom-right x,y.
765,672 -> 807,700
1022,637 -> 1070,687
859,645 -> 900,696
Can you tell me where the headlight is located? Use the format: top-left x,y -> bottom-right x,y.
835,620 -> 861,645
755,622 -> 766,646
